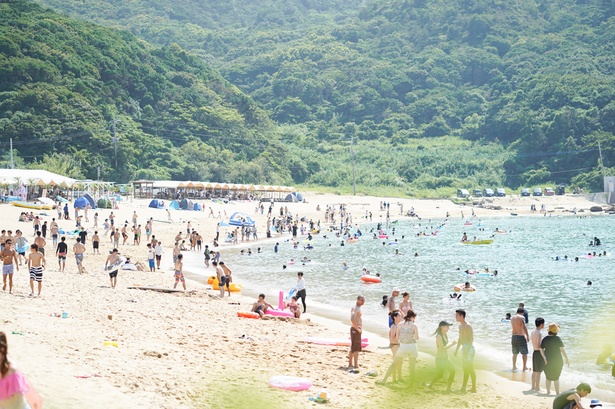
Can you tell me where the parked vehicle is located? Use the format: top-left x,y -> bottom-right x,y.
473,188 -> 483,197
556,184 -> 566,195
495,188 -> 506,197
533,187 -> 543,196
521,188 -> 530,196
483,188 -> 494,197
544,187 -> 555,196
457,189 -> 470,198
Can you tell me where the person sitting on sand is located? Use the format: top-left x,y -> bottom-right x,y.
286,296 -> 301,318
552,383 -> 591,409
251,294 -> 274,317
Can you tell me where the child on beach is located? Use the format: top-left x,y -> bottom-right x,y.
429,321 -> 456,392
27,243 -> 45,297
173,254 -> 186,291
286,296 -> 301,318
92,231 -> 100,255
146,244 -> 155,272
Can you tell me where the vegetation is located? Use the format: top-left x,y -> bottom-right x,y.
2,0 -> 614,193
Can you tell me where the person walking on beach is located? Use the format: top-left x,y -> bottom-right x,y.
34,231 -> 45,256
387,288 -> 400,326
540,323 -> 569,395
92,231 -> 100,255
219,261 -> 233,297
511,307 -> 530,371
296,272 -> 306,313
213,261 -> 225,298
454,309 -> 476,393
429,321 -> 457,392
73,237 -> 85,274
1,240 -> 19,293
377,310 -> 419,385
173,254 -> 186,291
146,243 -> 155,272
531,317 -> 546,392
154,241 -> 163,270
104,248 -> 121,289
348,295 -> 365,371
552,383 -> 591,409
56,236 -> 68,272
27,243 -> 45,297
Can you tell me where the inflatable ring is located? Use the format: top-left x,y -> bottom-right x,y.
237,311 -> 260,319
361,276 -> 381,284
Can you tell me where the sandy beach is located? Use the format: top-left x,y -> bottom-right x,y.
0,192 -> 612,408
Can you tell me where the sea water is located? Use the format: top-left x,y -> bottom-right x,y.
187,214 -> 615,392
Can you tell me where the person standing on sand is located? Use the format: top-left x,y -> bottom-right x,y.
212,261 -> 225,298
454,309 -> 476,393
92,231 -> 100,255
56,236 -> 68,272
541,323 -> 569,395
50,218 -> 59,247
511,307 -> 530,371
13,230 -> 27,266
220,261 -> 233,297
429,321 -> 457,392
531,317 -> 546,392
296,272 -> 307,313
377,310 -> 420,385
34,231 -> 45,256
27,243 -> 45,297
387,288 -> 400,327
173,254 -> 186,291
146,243 -> 155,272
73,237 -> 86,274
348,295 -> 365,371
1,240 -> 19,293
104,248 -> 121,289
155,241 -> 163,270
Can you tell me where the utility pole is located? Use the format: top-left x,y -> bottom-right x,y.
9,138 -> 14,169
110,118 -> 120,168
351,135 -> 356,196
598,141 -> 606,178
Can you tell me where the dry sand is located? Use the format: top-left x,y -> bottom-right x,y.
0,192 -> 609,408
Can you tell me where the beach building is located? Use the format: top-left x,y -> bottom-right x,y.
133,180 -> 297,201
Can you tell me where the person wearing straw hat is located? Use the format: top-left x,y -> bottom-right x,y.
540,323 -> 570,395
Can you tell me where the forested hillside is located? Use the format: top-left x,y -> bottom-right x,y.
8,0 -> 615,192
0,1 -> 287,184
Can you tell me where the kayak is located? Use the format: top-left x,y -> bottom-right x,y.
462,240 -> 493,245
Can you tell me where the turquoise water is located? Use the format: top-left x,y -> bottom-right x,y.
191,214 -> 615,391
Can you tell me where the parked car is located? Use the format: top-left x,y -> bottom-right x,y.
521,188 -> 530,196
544,187 -> 555,196
473,188 -> 483,197
483,188 -> 494,197
533,187 -> 543,196
556,184 -> 566,195
495,188 -> 506,197
457,189 -> 470,198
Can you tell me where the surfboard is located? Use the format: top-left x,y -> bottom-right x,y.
102,257 -> 126,273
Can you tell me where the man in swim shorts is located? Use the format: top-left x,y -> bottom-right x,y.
454,309 -> 476,393
531,317 -> 546,392
173,254 -> 186,290
27,243 -> 45,297
73,237 -> 85,274
104,248 -> 121,289
511,307 -> 530,371
1,239 -> 19,293
251,294 -> 273,317
348,295 -> 365,371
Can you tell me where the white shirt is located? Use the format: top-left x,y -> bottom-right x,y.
296,278 -> 305,291
148,248 -> 155,260
155,245 -> 163,256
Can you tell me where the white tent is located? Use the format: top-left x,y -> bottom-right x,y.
0,169 -> 77,187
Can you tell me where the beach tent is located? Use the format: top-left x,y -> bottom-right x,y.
169,200 -> 180,210
97,197 -> 113,209
180,198 -> 194,210
284,193 -> 298,202
35,197 -> 55,206
149,199 -> 164,209
73,197 -> 88,209
83,193 -> 97,209
56,196 -> 68,203
228,212 -> 256,227
193,203 -> 202,211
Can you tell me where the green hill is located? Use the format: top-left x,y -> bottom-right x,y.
8,0 -> 615,192
0,1 -> 286,184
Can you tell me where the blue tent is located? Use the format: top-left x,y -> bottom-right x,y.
74,197 -> 88,209
193,203 -> 202,211
83,193 -> 97,209
149,199 -> 164,209
180,198 -> 194,210
169,200 -> 180,210
228,212 -> 255,227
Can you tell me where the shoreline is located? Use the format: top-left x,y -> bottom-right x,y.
0,192 -> 612,408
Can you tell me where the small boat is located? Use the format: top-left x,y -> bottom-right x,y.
12,201 -> 53,210
462,239 -> 493,245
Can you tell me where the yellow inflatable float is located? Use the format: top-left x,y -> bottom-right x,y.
210,277 -> 242,292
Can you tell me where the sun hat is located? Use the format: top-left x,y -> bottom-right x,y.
438,321 -> 453,327
548,323 -> 560,334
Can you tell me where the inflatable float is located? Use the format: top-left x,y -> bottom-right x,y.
237,311 -> 260,319
347,237 -> 359,244
454,283 -> 476,292
462,239 -> 493,245
361,275 -> 381,284
211,279 -> 242,292
12,201 -> 52,210
378,235 -> 388,239
303,337 -> 369,348
265,291 -> 295,318
269,376 -> 312,392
